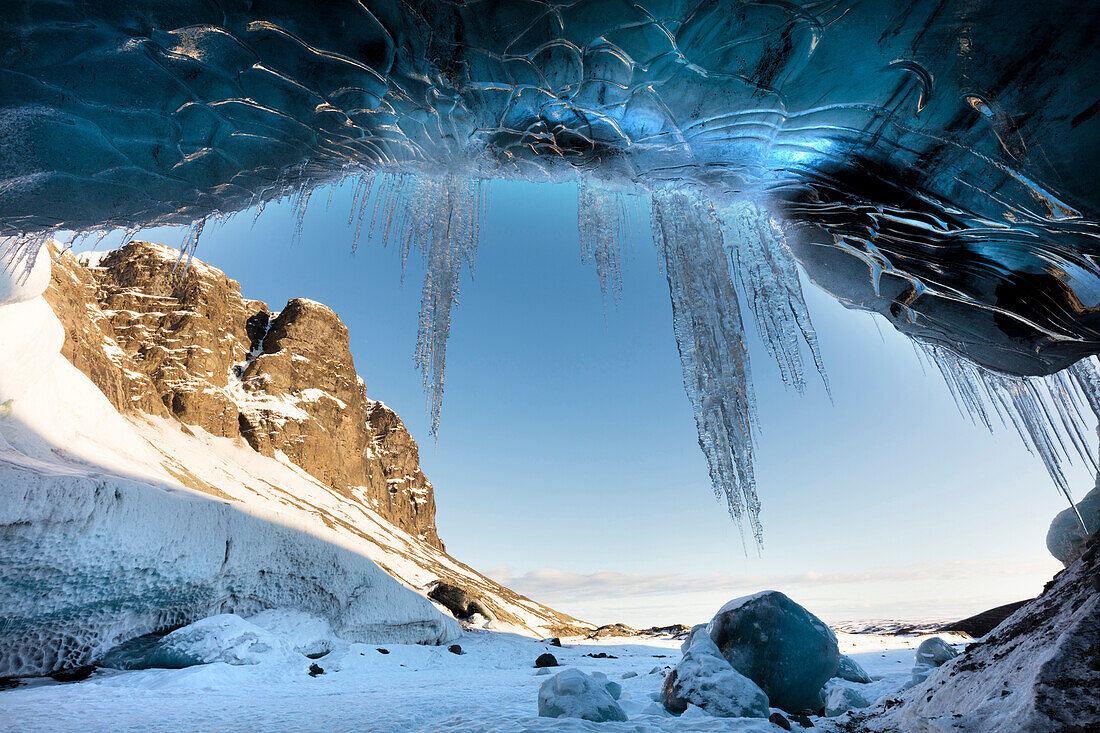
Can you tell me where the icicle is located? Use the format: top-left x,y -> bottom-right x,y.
411,174 -> 486,437
577,177 -> 627,307
651,187 -> 762,546
174,218 -> 206,275
291,184 -> 313,245
918,343 -> 1099,529
723,200 -> 830,397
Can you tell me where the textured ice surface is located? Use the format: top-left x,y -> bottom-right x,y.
834,654 -> 873,684
1047,476 -> 1100,566
3,1 -> 1100,530
537,667 -> 628,722
662,627 -> 771,718
708,591 -> 840,713
909,636 -> 958,687
825,685 -> 869,717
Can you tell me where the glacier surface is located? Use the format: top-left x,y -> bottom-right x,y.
2,1 -> 1100,535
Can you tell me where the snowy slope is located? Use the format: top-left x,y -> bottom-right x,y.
0,247 -> 583,678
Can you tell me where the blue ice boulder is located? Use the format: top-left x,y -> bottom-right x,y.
825,686 -> 869,717
1047,481 -> 1100,567
909,636 -> 958,686
708,591 -> 839,713
661,629 -> 770,718
835,654 -> 872,683
537,668 -> 628,722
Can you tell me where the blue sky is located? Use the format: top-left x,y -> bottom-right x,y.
80,179 -> 1090,626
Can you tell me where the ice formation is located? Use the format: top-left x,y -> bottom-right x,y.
2,1 -> 1100,532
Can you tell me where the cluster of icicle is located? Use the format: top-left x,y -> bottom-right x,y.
577,180 -> 830,545
338,170 -> 486,435
917,344 -> 1099,522
12,169 -> 1100,545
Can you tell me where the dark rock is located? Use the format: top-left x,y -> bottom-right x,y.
428,582 -> 491,621
938,600 -> 1032,639
587,623 -> 636,639
308,663 -> 324,677
770,712 -> 793,730
584,652 -> 617,659
0,677 -> 20,691
448,645 -> 463,655
790,712 -> 815,727
543,637 -> 562,647
638,624 -> 693,639
535,653 -> 559,668
50,665 -> 95,682
376,648 -> 390,655
709,591 -> 839,713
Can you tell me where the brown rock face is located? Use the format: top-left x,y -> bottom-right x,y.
44,241 -> 441,548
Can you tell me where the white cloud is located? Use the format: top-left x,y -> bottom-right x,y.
488,558 -> 1059,627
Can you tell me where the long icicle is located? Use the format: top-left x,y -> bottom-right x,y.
652,187 -> 762,546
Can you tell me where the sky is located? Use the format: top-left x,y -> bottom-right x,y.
77,178 -> 1091,627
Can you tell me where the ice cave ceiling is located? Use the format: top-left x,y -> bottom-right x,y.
2,0 -> 1100,538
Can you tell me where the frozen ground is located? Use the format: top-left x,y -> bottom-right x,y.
0,624 -> 968,732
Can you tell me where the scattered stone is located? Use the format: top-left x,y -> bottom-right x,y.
708,591 -> 839,713
376,648 -> 390,655
621,671 -> 638,679
790,712 -> 815,727
0,677 -> 20,691
308,663 -> 324,677
825,686 -> 869,716
835,654 -> 872,684
447,644 -> 462,655
769,712 -> 793,730
637,624 -> 692,639
583,652 -> 617,659
543,637 -> 562,647
535,653 -> 559,668
586,623 -> 636,640
537,668 -> 628,722
50,665 -> 95,682
660,630 -> 770,718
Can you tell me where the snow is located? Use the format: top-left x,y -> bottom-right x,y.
0,624 -> 970,731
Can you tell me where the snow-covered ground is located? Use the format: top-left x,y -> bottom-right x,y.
0,622 -> 969,732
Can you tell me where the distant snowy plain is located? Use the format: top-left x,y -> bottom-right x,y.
0,624 -> 965,732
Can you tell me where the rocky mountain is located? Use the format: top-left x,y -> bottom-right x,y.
22,240 -> 589,654
46,241 -> 438,546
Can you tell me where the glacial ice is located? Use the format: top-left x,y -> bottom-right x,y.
537,668 -> 628,723
1047,477 -> 1100,566
834,654 -> 873,685
662,626 -> 771,718
824,685 -> 869,717
707,591 -> 840,713
652,187 -> 761,540
909,636 -> 958,687
2,0 -> 1100,531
